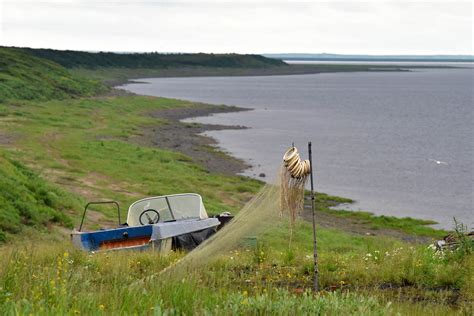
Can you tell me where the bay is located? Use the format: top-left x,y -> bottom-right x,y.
119,67 -> 473,229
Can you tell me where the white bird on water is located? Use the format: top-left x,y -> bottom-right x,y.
428,159 -> 449,165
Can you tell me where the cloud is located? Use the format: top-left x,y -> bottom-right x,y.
1,1 -> 472,54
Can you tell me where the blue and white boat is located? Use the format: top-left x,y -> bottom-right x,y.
71,193 -> 223,253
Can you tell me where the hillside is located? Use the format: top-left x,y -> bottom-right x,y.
0,47 -> 105,102
0,154 -> 79,241
16,47 -> 286,69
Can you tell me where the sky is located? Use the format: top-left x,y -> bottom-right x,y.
0,0 -> 472,55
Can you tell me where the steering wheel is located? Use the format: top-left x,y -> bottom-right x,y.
139,209 -> 160,225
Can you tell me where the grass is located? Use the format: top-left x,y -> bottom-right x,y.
0,47 -> 105,102
259,221 -> 471,292
320,206 -> 444,238
0,243 -> 389,315
0,95 -> 262,233
0,153 -> 81,241
0,224 -> 471,315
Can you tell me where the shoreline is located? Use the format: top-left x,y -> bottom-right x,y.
106,87 -> 253,176
74,63 -> 423,87
114,87 -> 446,240
115,67 -> 473,231
135,100 -> 251,176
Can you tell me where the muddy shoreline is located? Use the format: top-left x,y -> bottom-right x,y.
135,100 -> 252,176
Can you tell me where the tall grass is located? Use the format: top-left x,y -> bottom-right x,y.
0,243 -> 389,315
0,226 -> 471,315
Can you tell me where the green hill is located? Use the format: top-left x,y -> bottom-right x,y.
17,47 -> 286,69
0,47 -> 105,102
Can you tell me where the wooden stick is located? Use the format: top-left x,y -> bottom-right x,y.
308,142 -> 319,292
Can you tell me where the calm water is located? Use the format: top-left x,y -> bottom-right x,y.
119,68 -> 473,228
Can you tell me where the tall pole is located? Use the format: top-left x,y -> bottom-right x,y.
308,142 -> 319,292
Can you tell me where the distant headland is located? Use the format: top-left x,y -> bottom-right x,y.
264,53 -> 474,62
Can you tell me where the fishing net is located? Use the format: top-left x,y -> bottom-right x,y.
163,146 -> 311,274
280,147 -> 311,226
168,183 -> 282,271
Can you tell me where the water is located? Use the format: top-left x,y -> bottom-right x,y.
285,60 -> 474,67
119,67 -> 473,229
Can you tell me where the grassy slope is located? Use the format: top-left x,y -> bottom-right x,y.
0,47 -> 105,102
0,95 -> 264,233
0,49 -> 472,314
0,154 -> 80,241
0,47 -> 101,241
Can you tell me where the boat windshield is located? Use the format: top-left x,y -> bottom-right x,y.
126,193 -> 208,226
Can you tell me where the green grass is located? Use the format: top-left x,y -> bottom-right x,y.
0,153 -> 81,241
0,95 -> 262,230
259,221 -> 471,291
0,225 -> 471,315
319,206 -> 444,238
0,47 -> 105,102
0,243 -> 390,315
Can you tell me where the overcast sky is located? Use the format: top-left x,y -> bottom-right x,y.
0,0 -> 472,54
